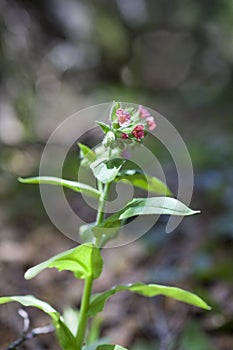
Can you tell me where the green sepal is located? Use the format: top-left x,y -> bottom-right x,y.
25,244 -> 103,280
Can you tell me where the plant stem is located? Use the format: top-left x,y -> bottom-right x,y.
96,147 -> 112,225
76,275 -> 93,349
96,182 -> 110,225
76,147 -> 112,348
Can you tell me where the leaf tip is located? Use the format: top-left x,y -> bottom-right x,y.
24,269 -> 33,280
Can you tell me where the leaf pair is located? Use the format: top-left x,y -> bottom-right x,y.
24,244 -> 210,312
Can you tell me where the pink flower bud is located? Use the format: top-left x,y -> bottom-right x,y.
122,133 -> 129,139
146,116 -> 156,131
132,124 -> 145,141
138,105 -> 150,118
116,108 -> 131,127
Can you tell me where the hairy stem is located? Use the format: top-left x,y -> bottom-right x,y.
96,182 -> 110,225
76,147 -> 112,348
76,275 -> 94,349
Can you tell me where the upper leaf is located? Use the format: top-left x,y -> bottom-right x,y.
25,244 -> 103,280
119,197 -> 200,220
110,101 -> 121,122
88,282 -> 211,317
115,170 -> 172,196
18,176 -> 100,199
96,121 -> 111,134
91,159 -> 125,184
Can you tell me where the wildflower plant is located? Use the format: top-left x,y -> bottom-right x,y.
0,102 -> 210,350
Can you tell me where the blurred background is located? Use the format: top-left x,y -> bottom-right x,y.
0,0 -> 233,349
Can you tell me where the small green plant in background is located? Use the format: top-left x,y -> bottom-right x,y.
0,102 -> 210,350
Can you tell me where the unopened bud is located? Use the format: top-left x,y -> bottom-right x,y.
102,131 -> 116,148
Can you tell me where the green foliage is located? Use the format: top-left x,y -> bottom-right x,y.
110,101 -> 121,122
18,176 -> 100,199
119,197 -> 200,219
25,244 -> 103,280
0,295 -> 60,322
88,282 -> 210,317
115,169 -> 172,195
78,143 -> 97,162
0,295 -> 77,350
3,102 -> 210,350
96,121 -> 111,134
97,197 -> 200,231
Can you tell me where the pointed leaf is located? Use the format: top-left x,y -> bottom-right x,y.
18,176 -> 100,199
78,143 -> 97,162
96,121 -> 111,134
110,101 -> 121,122
119,197 -> 200,220
91,159 -> 125,184
115,170 -> 172,196
88,283 -> 211,317
25,244 -> 103,280
0,296 -> 77,350
0,295 -> 60,322
56,319 -> 78,350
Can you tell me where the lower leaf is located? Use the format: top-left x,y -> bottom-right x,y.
88,282 -> 211,317
0,295 -> 77,350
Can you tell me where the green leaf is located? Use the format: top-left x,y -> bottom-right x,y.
18,176 -> 100,199
119,197 -> 200,220
96,121 -> 111,134
110,101 -> 121,122
25,244 -> 103,280
97,345 -> 128,350
0,295 -> 77,350
91,159 -> 125,184
84,339 -> 111,350
78,143 -> 97,162
115,170 -> 172,196
88,282 -> 211,317
0,295 -> 60,322
56,319 -> 78,350
96,197 -> 200,232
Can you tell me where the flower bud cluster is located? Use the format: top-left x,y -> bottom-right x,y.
116,104 -> 156,142
100,103 -> 157,149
